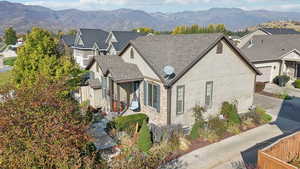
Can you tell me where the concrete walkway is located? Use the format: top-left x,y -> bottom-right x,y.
163,117 -> 300,169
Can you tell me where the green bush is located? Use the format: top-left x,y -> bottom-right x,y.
189,121 -> 204,140
3,57 -> 17,66
273,75 -> 290,87
208,117 -> 227,137
220,102 -> 241,125
295,80 -> 300,89
113,113 -> 149,131
255,107 -> 272,124
193,105 -> 205,122
137,120 -> 152,152
278,92 -> 292,100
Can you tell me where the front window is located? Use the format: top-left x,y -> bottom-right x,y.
144,81 -> 160,112
176,85 -> 185,115
205,81 -> 213,108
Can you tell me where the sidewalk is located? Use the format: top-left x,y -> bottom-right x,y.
163,118 -> 300,169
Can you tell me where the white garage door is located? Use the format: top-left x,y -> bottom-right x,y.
257,66 -> 272,82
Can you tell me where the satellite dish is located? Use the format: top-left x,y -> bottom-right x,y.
163,65 -> 175,78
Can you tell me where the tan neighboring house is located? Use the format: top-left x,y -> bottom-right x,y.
238,28 -> 300,48
242,35 -> 300,83
73,28 -> 109,68
81,34 -> 260,127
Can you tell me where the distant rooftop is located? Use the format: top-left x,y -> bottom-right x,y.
259,27 -> 300,35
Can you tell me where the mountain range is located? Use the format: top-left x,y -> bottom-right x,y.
1,0 -> 300,34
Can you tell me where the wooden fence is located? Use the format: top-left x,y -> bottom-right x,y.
258,132 -> 300,169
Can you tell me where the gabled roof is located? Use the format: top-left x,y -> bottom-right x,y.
121,33 -> 260,87
259,28 -> 300,35
61,34 -> 75,47
241,35 -> 300,62
110,31 -> 146,51
88,55 -> 143,83
74,28 -> 109,49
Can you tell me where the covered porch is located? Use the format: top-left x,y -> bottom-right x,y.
108,79 -> 143,113
281,59 -> 300,81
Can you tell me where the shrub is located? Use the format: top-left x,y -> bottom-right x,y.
255,107 -> 272,124
113,113 -> 149,131
273,75 -> 290,87
137,120 -> 152,152
193,105 -> 205,122
208,116 -> 227,137
199,129 -> 219,142
278,92 -> 292,100
189,121 -> 204,140
221,102 -> 241,125
295,80 -> 300,88
226,123 -> 241,134
150,124 -> 183,143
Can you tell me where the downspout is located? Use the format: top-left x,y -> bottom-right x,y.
167,87 -> 172,125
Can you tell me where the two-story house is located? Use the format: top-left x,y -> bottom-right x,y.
73,28 -> 109,68
93,31 -> 146,55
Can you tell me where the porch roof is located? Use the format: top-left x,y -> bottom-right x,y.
94,55 -> 144,83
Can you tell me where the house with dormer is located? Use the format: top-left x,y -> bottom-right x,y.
80,34 -> 260,127
73,28 -> 109,68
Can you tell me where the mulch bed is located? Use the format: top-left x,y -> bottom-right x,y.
258,91 -> 282,99
165,123 -> 261,162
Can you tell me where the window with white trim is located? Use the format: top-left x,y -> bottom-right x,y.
176,85 -> 185,115
144,81 -> 160,112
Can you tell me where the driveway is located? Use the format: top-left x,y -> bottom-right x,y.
254,94 -> 300,124
163,94 -> 300,169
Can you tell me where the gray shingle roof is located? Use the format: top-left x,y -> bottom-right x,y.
94,55 -> 143,83
75,28 -> 109,49
111,31 -> 146,51
61,35 -> 75,47
127,34 -> 259,86
241,35 -> 300,62
260,28 -> 300,35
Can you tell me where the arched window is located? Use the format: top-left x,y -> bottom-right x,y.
130,48 -> 134,59
216,42 -> 223,54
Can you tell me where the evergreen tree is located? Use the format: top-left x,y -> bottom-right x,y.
4,27 -> 17,45
137,120 -> 152,152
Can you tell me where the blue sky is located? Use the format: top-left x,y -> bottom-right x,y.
8,0 -> 300,12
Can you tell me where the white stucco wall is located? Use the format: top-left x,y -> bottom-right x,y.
254,61 -> 281,82
238,30 -> 268,48
171,40 -> 257,127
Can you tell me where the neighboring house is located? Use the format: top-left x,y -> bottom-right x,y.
94,31 -> 146,55
81,34 -> 260,127
73,28 -> 109,68
60,34 -> 75,56
238,28 -> 300,48
1,45 -> 18,58
242,35 -> 300,83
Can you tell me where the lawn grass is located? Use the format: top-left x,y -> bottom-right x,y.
0,71 -> 12,86
3,57 -> 17,66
